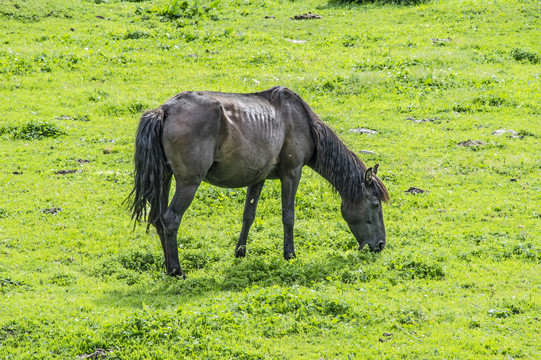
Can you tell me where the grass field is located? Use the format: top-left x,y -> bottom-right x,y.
1,0 -> 540,358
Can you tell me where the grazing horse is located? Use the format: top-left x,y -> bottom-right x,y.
128,87 -> 389,277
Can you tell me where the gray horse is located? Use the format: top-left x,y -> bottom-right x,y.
128,87 -> 389,277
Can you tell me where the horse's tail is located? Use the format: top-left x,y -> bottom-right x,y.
127,107 -> 171,229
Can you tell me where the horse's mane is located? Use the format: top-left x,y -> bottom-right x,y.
272,86 -> 389,205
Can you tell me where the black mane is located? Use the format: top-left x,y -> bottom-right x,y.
279,87 -> 389,205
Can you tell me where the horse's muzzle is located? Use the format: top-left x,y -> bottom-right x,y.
359,240 -> 386,253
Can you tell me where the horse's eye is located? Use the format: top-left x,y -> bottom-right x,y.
371,202 -> 380,209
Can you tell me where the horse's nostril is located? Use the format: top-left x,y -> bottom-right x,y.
377,241 -> 385,251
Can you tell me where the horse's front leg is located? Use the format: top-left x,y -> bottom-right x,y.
157,182 -> 199,278
235,181 -> 265,258
280,170 -> 302,260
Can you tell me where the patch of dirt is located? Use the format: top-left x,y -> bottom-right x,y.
54,169 -> 78,175
405,117 -> 439,123
55,115 -> 89,122
291,12 -> 322,20
349,128 -> 377,134
431,38 -> 451,43
42,207 -> 62,215
379,332 -> 394,342
405,187 -> 426,194
1,327 -> 16,337
457,139 -> 486,147
79,349 -> 113,359
76,159 -> 91,163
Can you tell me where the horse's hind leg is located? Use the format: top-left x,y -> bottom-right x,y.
157,181 -> 200,277
235,181 -> 265,258
158,93 -> 222,276
154,173 -> 172,271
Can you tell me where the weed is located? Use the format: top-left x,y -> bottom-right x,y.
49,273 -> 77,286
124,30 -> 151,40
90,248 -> 164,284
157,0 -> 222,20
117,249 -> 163,272
395,307 -> 425,325
510,48 -> 539,64
1,278 -> 31,293
387,258 -> 445,280
333,0 -> 429,4
236,285 -> 352,318
181,248 -> 221,271
9,121 -> 66,140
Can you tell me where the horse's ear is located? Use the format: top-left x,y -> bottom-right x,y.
373,163 -> 379,175
365,167 -> 373,185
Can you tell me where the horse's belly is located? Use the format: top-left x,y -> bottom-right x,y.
204,159 -> 276,188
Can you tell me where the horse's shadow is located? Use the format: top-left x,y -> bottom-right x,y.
94,249 -> 382,309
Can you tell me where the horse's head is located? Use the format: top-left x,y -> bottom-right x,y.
341,164 -> 387,252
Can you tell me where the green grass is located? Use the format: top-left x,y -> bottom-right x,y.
1,0 -> 540,358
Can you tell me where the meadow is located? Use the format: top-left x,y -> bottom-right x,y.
0,0 -> 540,358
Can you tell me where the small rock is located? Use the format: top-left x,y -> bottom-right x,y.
492,129 -> 522,138
103,147 -> 113,154
457,140 -> 486,147
359,150 -> 378,155
405,116 -> 439,123
405,187 -> 426,194
349,128 -> 377,135
285,39 -> 306,44
492,129 -> 518,136
292,12 -> 322,20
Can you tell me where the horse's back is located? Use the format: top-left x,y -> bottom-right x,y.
205,91 -> 289,186
160,89 -> 313,188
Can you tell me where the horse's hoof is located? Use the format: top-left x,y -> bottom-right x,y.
167,268 -> 186,279
235,247 -> 246,258
284,252 -> 296,260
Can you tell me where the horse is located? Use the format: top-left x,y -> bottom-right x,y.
128,86 -> 389,278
